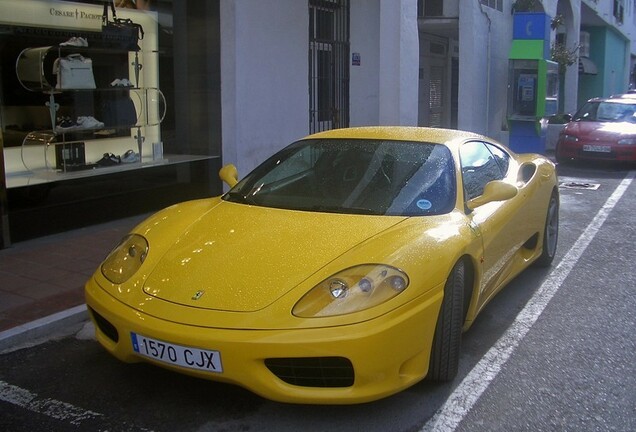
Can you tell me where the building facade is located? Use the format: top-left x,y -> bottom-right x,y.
1,0 -> 635,247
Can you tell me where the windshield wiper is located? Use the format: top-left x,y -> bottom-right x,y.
224,191 -> 255,204
310,205 -> 376,215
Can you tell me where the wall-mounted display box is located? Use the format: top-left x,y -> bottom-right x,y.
14,44 -> 166,177
6,39 -> 165,188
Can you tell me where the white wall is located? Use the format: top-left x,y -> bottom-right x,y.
220,0 -> 308,175
350,0 -> 381,125
378,0 -> 419,125
349,0 -> 419,127
485,3 -> 514,141
458,1 -> 498,137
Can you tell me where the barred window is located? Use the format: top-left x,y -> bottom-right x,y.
481,0 -> 503,12
614,0 -> 625,24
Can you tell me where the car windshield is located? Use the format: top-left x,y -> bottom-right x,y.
574,100 -> 636,123
223,139 -> 456,216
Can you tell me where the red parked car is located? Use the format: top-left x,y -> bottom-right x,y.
556,97 -> 636,163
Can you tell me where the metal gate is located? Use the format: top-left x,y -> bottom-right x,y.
309,0 -> 349,133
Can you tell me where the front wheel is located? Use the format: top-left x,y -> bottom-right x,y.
534,192 -> 559,267
427,260 -> 465,382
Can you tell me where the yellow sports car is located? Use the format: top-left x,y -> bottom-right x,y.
85,126 -> 559,404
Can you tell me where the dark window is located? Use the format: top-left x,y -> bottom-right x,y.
317,50 -> 332,122
420,0 -> 443,17
314,8 -> 333,41
614,0 -> 625,24
309,0 -> 349,133
480,0 -> 503,12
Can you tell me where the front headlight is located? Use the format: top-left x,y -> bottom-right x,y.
101,234 -> 148,284
562,134 -> 579,142
293,264 -> 409,317
617,138 -> 636,145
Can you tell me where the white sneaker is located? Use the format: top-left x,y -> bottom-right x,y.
60,37 -> 88,47
110,78 -> 133,87
76,116 -> 104,129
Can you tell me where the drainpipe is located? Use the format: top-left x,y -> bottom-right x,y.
477,0 -> 492,135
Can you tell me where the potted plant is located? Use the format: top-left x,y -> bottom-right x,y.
550,41 -> 579,74
511,0 -> 542,14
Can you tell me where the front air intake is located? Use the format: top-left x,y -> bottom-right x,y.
265,357 -> 354,388
88,306 -> 119,343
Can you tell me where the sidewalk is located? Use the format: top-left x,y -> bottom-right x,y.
0,213 -> 148,341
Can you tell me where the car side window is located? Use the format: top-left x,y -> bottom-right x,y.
460,141 -> 504,200
485,143 -> 510,175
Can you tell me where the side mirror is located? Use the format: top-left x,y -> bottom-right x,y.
219,164 -> 239,188
466,180 -> 518,210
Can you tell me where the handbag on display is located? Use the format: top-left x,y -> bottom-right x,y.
52,54 -> 96,89
98,91 -> 138,128
101,0 -> 144,51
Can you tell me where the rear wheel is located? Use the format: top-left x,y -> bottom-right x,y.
427,260 -> 465,382
534,192 -> 559,267
554,142 -> 569,165
555,146 -> 566,165
555,153 -> 567,165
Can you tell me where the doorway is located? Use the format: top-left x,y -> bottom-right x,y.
309,0 -> 350,133
418,35 -> 449,128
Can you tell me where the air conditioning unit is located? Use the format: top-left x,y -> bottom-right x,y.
579,31 -> 590,58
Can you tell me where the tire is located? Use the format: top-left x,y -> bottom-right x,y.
427,260 -> 465,382
534,192 -> 559,267
554,143 -> 572,165
555,152 -> 568,165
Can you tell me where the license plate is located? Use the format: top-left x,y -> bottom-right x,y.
583,144 -> 611,153
131,332 -> 223,373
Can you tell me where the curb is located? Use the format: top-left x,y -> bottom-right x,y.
0,305 -> 89,353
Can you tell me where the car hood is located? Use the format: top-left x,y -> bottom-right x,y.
140,201 -> 407,312
565,120 -> 636,140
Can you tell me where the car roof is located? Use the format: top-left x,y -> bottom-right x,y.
587,96 -> 636,104
302,126 -> 491,148
608,93 -> 636,100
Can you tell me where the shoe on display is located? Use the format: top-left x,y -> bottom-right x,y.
60,36 -> 88,47
76,116 -> 104,129
110,78 -> 133,87
94,129 -> 117,136
121,149 -> 140,163
55,116 -> 76,131
96,153 -> 121,167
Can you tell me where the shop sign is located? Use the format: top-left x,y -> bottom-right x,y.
352,52 -> 360,66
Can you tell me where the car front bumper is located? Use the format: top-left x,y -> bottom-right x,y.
85,277 -> 444,404
557,140 -> 636,161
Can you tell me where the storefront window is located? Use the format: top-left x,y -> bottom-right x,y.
0,0 -> 221,244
